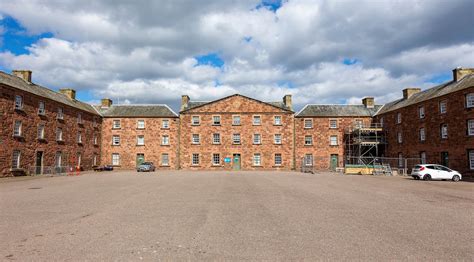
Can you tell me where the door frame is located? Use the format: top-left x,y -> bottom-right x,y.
232,154 -> 241,170
35,151 -> 43,175
330,154 -> 339,171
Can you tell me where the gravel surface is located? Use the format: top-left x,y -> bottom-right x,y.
1,171 -> 473,261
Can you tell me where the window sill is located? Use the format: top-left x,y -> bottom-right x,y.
161,144 -> 170,146
272,165 -> 284,168
136,144 -> 145,146
112,128 -> 121,130
252,165 -> 263,167
37,138 -> 47,142
274,143 -> 282,145
13,135 -> 24,139
273,124 -> 282,126
304,144 -> 313,146
191,124 -> 200,126
232,143 -> 241,145
57,118 -> 64,121
212,124 -> 221,126
112,144 -> 121,146
304,127 -> 313,129
211,164 -> 223,167
232,124 -> 241,126
253,143 -> 261,145
38,113 -> 46,117
77,142 -> 83,145
14,108 -> 25,112
330,144 -> 339,147
136,128 -> 145,130
161,127 -> 170,130
160,165 -> 170,167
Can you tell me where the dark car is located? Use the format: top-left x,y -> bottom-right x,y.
93,165 -> 114,171
137,162 -> 156,172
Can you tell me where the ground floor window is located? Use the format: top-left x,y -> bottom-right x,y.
77,153 -> 82,167
112,153 -> 120,166
304,154 -> 313,166
441,152 -> 449,167
55,151 -> 62,167
93,154 -> 97,166
398,153 -> 403,167
420,152 -> 426,164
12,150 -> 20,168
253,153 -> 261,166
192,153 -> 200,165
162,153 -> 169,166
274,154 -> 282,166
469,150 -> 474,170
212,154 -> 220,165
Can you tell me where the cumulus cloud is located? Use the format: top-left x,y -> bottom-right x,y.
0,0 -> 473,111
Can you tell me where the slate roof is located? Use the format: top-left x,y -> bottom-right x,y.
95,105 -> 178,117
376,74 -> 474,115
0,71 -> 99,115
296,104 -> 382,117
182,94 -> 292,112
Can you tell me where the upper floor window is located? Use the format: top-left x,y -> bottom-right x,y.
14,95 -> 23,110
355,119 -> 363,128
274,116 -> 282,125
468,120 -> 474,136
192,116 -> 200,125
13,120 -> 22,137
162,135 -> 169,145
253,134 -> 261,144
440,124 -> 448,139
330,119 -> 338,129
137,135 -> 145,146
212,115 -> 221,125
397,113 -> 402,124
137,120 -> 145,129
113,120 -> 121,129
162,119 -> 169,129
419,106 -> 425,119
439,101 -> 447,114
57,107 -> 64,120
112,135 -> 120,145
92,117 -> 97,127
232,115 -> 241,125
397,132 -> 402,143
213,133 -> 220,144
274,134 -> 282,144
77,113 -> 82,124
192,134 -> 200,144
466,93 -> 474,108
419,128 -> 425,141
330,135 -> 338,146
304,135 -> 312,145
77,131 -> 82,143
38,101 -> 46,115
253,115 -> 261,125
93,133 -> 98,145
12,150 -> 21,169
37,123 -> 45,139
232,133 -> 241,144
56,128 -> 63,141
304,119 -> 313,129
380,117 -> 384,126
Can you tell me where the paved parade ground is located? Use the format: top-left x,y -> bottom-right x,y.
1,171 -> 473,260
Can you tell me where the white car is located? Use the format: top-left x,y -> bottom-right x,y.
411,164 -> 462,182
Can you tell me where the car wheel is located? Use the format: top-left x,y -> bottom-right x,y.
423,174 -> 431,181
452,175 -> 460,182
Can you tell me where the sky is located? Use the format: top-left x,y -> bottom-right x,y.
0,0 -> 473,112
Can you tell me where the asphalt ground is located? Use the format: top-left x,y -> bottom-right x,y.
1,171 -> 473,261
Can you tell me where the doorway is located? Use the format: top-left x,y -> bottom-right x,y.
35,151 -> 43,175
233,154 -> 241,170
330,154 -> 339,171
441,152 -> 449,167
136,153 -> 145,166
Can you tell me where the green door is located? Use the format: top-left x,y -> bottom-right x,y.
233,154 -> 241,170
330,154 -> 339,170
136,154 -> 145,166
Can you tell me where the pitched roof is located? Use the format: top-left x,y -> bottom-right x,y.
296,104 -> 382,117
95,105 -> 178,117
0,71 -> 99,115
182,94 -> 292,112
376,74 -> 474,115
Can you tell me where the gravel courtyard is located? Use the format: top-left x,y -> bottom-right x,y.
0,170 -> 473,261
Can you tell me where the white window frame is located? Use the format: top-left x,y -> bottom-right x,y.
192,154 -> 200,165
232,115 -> 241,125
253,115 -> 261,125
57,107 -> 64,120
56,128 -> 63,141
253,153 -> 261,166
397,132 -> 402,144
274,116 -> 282,125
137,135 -> 145,146
212,153 -> 220,165
274,134 -> 282,144
14,95 -> 23,110
253,134 -> 261,144
161,153 -> 169,166
55,151 -> 62,167
113,120 -> 121,129
162,135 -> 169,145
397,113 -> 402,124
304,135 -> 312,145
38,101 -> 46,115
232,133 -> 241,144
330,119 -> 338,129
162,119 -> 169,129
441,124 -> 448,139
37,123 -> 45,139
191,116 -> 200,125
355,119 -> 363,128
13,120 -> 22,137
468,120 -> 474,136
77,131 -> 82,143
112,153 -> 120,166
419,128 -> 425,141
192,134 -> 200,144
93,154 -> 98,166
466,93 -> 474,108
304,154 -> 313,166
274,154 -> 282,166
419,106 -> 425,119
12,150 -> 21,169
212,133 -> 220,144
77,113 -> 82,124
112,135 -> 120,146
330,135 -> 338,146
439,101 -> 447,114
212,115 -> 221,125
469,150 -> 474,170
77,152 -> 82,167
137,120 -> 145,129
93,133 -> 98,145
304,119 -> 313,129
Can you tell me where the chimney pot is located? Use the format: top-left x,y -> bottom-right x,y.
362,97 -> 375,108
59,88 -> 76,100
452,67 -> 474,82
12,70 -> 32,83
181,95 -> 190,111
101,98 -> 113,108
283,94 -> 292,110
403,88 -> 421,100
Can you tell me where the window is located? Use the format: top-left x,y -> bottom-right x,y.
93,154 -> 98,166
253,115 -> 261,125
137,135 -> 145,145
112,135 -> 120,145
37,124 -> 45,139
330,119 -> 338,129
304,119 -> 313,128
212,154 -> 220,165
355,120 -> 363,128
113,120 -> 121,129
38,101 -> 46,115
397,113 -> 402,124
13,120 -> 22,137
469,150 -> 474,170
253,153 -> 261,166
397,132 -> 402,143
57,107 -> 64,120
441,152 -> 449,167
93,133 -> 98,145
192,154 -> 200,165
112,153 -> 120,166
274,154 -> 282,166
92,117 -> 97,127
330,135 -> 338,146
304,135 -> 312,145
398,153 -> 403,167
232,115 -> 241,125
253,134 -> 261,144
137,120 -> 145,129
233,133 -> 241,144
77,152 -> 82,167
419,128 -> 425,141
274,134 -> 282,144
304,154 -> 313,166
420,152 -> 426,164
56,128 -> 63,141
274,116 -> 282,125
439,101 -> 447,114
419,106 -> 425,119
55,151 -> 62,167
77,131 -> 82,143
468,120 -> 474,136
213,115 -> 221,125
77,113 -> 82,124
213,133 -> 220,144
14,95 -> 23,110
192,134 -> 200,144
466,93 -> 474,108
12,150 -> 21,168
441,124 -> 448,139
192,116 -> 200,125
162,135 -> 169,145
380,117 -> 384,126
162,119 -> 169,129
161,153 -> 169,166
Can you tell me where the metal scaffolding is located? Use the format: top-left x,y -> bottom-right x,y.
344,122 -> 386,168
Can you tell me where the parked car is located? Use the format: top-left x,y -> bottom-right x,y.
93,165 -> 114,171
137,162 -> 156,172
411,164 -> 462,182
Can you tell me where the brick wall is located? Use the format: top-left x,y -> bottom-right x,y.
0,85 -> 101,177
179,95 -> 294,170
100,117 -> 179,169
374,87 -> 474,176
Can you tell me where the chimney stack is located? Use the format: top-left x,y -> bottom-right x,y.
452,67 -> 474,82
12,70 -> 32,83
283,94 -> 292,110
403,88 -> 421,100
181,95 -> 190,111
362,97 -> 374,108
101,98 -> 113,108
59,88 -> 76,100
